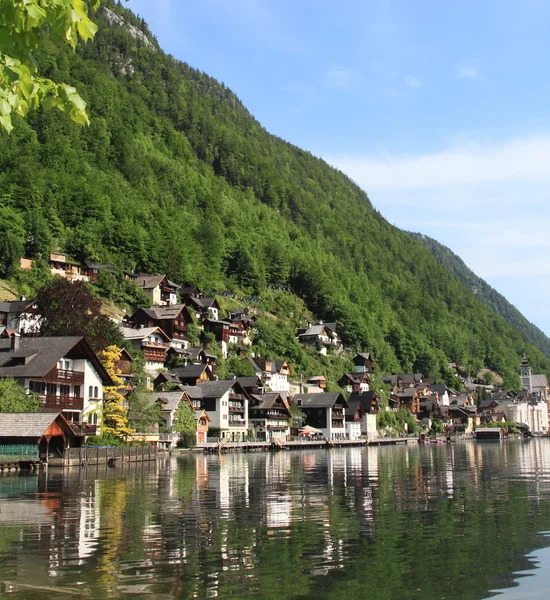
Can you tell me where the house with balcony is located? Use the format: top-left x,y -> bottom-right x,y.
181,380 -> 249,442
202,318 -> 244,358
248,392 -> 291,441
297,322 -> 342,356
121,326 -> 171,373
0,335 -> 112,430
0,299 -> 39,334
338,372 -> 370,394
128,304 -> 192,350
131,274 -> 178,306
48,252 -> 89,281
248,357 -> 291,395
352,352 -> 376,374
293,392 -> 347,440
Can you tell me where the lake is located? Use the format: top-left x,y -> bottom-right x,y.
1,441 -> 550,599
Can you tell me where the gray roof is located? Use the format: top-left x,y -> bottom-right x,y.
532,374 -> 549,389
294,392 -> 345,408
300,324 -> 326,337
153,391 -> 186,412
430,384 -> 447,395
136,275 -> 168,289
142,304 -> 188,320
0,300 -> 35,314
121,326 -> 170,341
172,364 -> 210,380
181,380 -> 240,399
0,412 -> 68,438
0,336 -> 111,384
250,393 -> 285,410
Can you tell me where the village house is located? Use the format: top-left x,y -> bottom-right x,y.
128,304 -> 193,350
83,260 -> 116,283
347,391 -> 379,438
344,396 -> 364,441
297,322 -> 342,355
293,392 -> 347,440
181,380 -> 249,442
121,326 -> 170,373
184,295 -> 220,321
390,387 -> 421,415
0,298 -> 39,334
248,357 -> 291,395
500,397 -> 548,434
202,318 -> 244,358
48,252 -> 89,282
338,372 -> 370,393
248,392 -> 291,441
352,352 -> 376,374
0,335 -> 112,429
129,274 -> 178,306
151,389 -> 209,447
169,363 -> 216,386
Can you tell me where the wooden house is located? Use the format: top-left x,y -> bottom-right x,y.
248,392 -> 290,441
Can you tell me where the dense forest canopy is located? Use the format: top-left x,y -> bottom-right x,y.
407,232 -> 550,360
0,0 -> 548,387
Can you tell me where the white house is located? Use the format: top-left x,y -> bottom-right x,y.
121,326 -> 170,373
293,392 -> 347,440
182,380 -> 249,442
0,334 -> 112,429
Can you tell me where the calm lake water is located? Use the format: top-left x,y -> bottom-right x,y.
1,441 -> 550,599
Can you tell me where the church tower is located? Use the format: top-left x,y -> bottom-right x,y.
520,357 -> 532,392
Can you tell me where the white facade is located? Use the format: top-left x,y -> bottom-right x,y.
208,389 -> 249,442
78,358 -> 105,426
361,413 -> 378,438
501,400 -> 549,434
346,421 -> 362,441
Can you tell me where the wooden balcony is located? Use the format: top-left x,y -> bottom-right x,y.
70,424 -> 97,436
229,405 -> 245,413
42,395 -> 84,410
44,368 -> 85,384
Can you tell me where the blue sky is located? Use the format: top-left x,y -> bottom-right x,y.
130,0 -> 550,336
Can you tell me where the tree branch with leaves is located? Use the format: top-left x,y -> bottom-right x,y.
0,0 -> 108,132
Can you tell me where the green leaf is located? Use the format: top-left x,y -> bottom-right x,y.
0,113 -> 13,133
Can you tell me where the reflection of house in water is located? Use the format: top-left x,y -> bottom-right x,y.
264,453 -> 292,530
78,481 -> 101,560
214,454 -> 250,514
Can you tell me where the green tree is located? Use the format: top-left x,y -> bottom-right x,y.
34,278 -> 122,350
126,391 -> 161,433
0,378 -> 40,411
0,0 -> 102,132
172,400 -> 196,448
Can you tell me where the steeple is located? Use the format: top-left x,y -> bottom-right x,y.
520,356 -> 532,392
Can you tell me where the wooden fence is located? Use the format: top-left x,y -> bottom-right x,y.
49,445 -> 158,467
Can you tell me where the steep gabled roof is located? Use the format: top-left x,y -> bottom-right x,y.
294,392 -> 345,408
121,326 -> 171,342
0,412 -> 73,438
0,336 -> 112,384
153,390 -> 188,412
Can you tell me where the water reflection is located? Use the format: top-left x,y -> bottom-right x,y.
1,441 -> 550,598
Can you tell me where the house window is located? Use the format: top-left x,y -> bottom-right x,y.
94,386 -> 99,398
89,385 -> 93,398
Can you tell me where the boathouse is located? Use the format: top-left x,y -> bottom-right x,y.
475,427 -> 504,440
0,412 -> 80,463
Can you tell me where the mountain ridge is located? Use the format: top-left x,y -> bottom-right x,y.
406,231 -> 550,359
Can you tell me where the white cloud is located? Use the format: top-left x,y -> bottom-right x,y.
330,135 -> 550,191
405,75 -> 422,88
457,65 -> 480,79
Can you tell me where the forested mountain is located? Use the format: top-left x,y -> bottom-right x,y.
0,0 -> 548,387
407,232 -> 550,360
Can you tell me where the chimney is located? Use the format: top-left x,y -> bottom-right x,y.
11,333 -> 20,351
